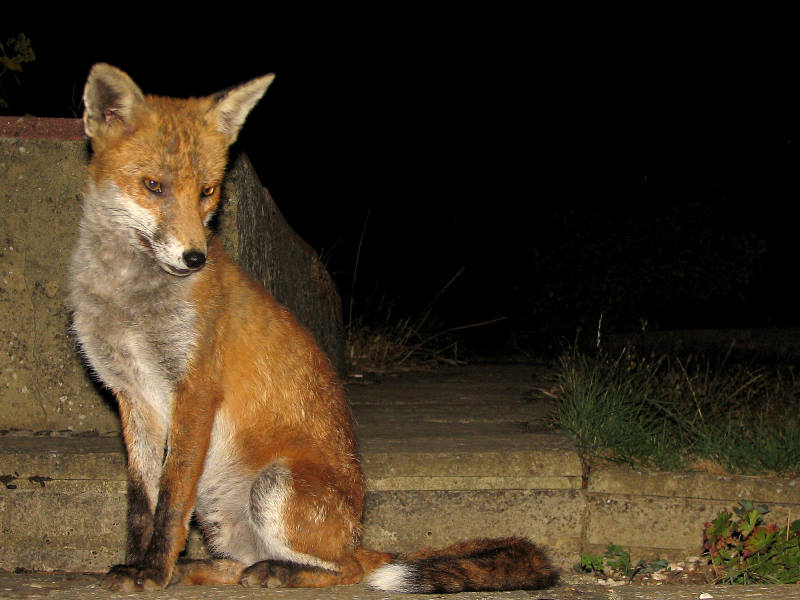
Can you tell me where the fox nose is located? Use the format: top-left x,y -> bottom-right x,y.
183,250 -> 206,270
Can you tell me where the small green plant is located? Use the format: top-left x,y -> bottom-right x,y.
579,552 -> 605,574
702,501 -> 800,584
603,543 -> 634,577
579,543 -> 665,581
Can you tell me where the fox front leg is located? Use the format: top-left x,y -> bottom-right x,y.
124,474 -> 156,564
112,392 -> 167,564
103,393 -> 168,590
104,487 -> 193,592
105,383 -> 217,592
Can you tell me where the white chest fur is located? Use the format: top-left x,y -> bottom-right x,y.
67,187 -> 198,422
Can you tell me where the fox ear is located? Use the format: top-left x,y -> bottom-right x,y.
210,74 -> 275,144
83,63 -> 146,139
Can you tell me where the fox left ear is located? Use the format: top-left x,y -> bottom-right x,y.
210,74 -> 275,145
83,63 -> 147,139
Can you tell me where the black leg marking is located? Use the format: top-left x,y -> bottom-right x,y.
125,476 -> 154,564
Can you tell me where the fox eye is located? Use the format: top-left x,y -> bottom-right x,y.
144,179 -> 162,193
202,185 -> 216,197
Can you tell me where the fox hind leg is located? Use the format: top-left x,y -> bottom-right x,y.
239,556 -> 364,588
170,558 -> 248,586
236,458 -> 367,588
239,548 -> 395,588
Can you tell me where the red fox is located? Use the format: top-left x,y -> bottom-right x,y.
67,63 -> 557,593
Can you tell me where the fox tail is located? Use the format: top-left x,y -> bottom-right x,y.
365,537 -> 557,593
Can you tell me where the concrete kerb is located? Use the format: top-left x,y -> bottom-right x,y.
584,466 -> 800,563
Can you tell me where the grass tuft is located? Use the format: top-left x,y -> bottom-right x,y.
345,267 -> 506,373
551,344 -> 800,475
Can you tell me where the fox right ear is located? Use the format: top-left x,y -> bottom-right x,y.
83,63 -> 146,139
209,73 -> 275,145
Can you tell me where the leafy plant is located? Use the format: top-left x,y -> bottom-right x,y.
0,33 -> 36,110
702,501 -> 800,584
579,552 -> 605,574
604,543 -> 634,577
578,543 -> 663,581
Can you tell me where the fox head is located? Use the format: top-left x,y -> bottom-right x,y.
82,63 -> 274,276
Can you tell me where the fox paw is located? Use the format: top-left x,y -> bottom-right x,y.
239,560 -> 294,588
102,565 -> 168,592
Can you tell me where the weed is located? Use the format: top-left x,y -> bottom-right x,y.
551,344 -> 800,475
582,504 -> 800,586
345,267 -> 505,373
550,346 -> 692,470
603,543 -> 634,578
703,501 -> 800,584
579,552 -> 605,574
579,543 -> 667,581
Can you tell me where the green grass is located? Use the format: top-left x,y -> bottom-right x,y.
551,345 -> 800,475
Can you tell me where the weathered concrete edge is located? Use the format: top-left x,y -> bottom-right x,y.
590,465 -> 800,505
367,475 -> 581,491
2,435 -> 798,500
0,117 -> 85,140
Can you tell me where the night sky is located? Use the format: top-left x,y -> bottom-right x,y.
4,20 -> 797,353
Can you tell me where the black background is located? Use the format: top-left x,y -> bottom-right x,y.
3,16 -> 797,355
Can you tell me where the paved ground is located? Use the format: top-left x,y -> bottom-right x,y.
0,571 -> 798,599
347,362 -> 555,436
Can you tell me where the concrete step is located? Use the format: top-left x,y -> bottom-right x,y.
2,364 -> 799,581
0,429 -> 583,573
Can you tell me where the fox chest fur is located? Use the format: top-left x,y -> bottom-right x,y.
68,189 -> 198,422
